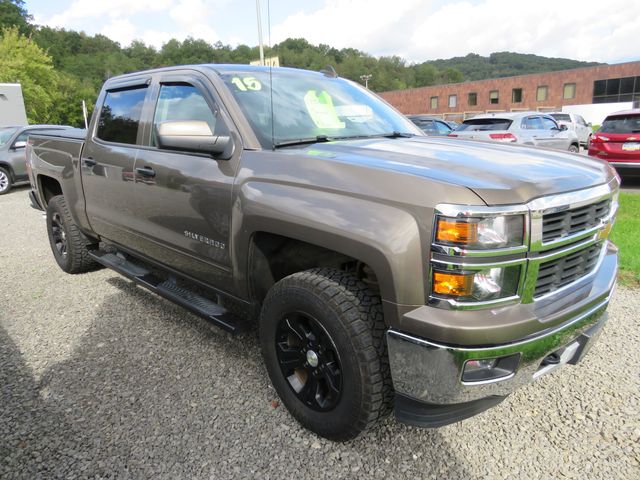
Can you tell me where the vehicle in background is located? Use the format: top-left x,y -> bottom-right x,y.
450,112 -> 580,153
549,112 -> 593,147
406,115 -> 453,136
588,109 -> 640,176
444,120 -> 460,129
0,125 -> 72,194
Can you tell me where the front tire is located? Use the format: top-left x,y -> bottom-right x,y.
260,268 -> 393,441
0,167 -> 12,195
568,143 -> 579,153
46,195 -> 100,273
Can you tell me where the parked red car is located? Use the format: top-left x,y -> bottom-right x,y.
588,109 -> 640,176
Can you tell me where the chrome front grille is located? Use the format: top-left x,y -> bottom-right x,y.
534,244 -> 602,297
542,199 -> 611,243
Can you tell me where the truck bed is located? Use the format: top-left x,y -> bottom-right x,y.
32,127 -> 87,141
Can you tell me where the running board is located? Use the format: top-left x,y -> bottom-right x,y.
89,250 -> 241,333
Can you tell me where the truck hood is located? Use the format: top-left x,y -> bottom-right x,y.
298,136 -> 614,205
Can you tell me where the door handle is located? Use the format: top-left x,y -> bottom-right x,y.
83,157 -> 96,167
136,166 -> 156,178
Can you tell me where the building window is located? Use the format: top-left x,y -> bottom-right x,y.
489,90 -> 499,104
563,83 -> 576,99
536,86 -> 548,102
448,94 -> 457,108
468,92 -> 477,106
593,76 -> 640,103
512,88 -> 522,103
430,96 -> 438,110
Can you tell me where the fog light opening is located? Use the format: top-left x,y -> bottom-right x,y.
462,354 -> 520,383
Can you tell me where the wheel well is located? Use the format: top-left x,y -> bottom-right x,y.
0,162 -> 14,180
39,176 -> 63,205
248,232 -> 379,304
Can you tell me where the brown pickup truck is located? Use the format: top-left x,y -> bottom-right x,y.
27,64 -> 619,441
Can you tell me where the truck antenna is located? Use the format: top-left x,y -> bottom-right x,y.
268,0 -> 275,150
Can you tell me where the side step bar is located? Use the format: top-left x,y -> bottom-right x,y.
89,250 -> 241,333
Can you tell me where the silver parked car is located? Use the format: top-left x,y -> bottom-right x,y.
0,125 -> 72,194
450,112 -> 581,153
549,112 -> 593,148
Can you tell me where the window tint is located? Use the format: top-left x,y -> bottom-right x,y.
0,127 -> 18,146
458,118 -> 512,131
152,84 -> 218,147
541,117 -> 558,130
522,116 -> 544,129
600,114 -> 640,133
97,87 -> 147,144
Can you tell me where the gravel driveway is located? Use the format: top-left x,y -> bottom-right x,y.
1,187 -> 639,479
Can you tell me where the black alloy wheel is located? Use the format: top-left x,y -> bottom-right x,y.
50,212 -> 68,258
275,312 -> 342,411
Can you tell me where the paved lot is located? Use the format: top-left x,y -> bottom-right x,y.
1,186 -> 639,479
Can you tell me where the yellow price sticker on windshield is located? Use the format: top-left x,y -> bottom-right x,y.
230,76 -> 262,91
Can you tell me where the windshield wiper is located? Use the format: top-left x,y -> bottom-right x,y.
380,131 -> 415,138
273,135 -> 331,148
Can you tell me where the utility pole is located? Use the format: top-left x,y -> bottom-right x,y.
360,74 -> 372,89
256,0 -> 265,65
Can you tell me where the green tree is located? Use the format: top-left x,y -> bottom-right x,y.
0,0 -> 31,35
0,26 -> 57,123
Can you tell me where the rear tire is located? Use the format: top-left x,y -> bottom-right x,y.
0,167 -> 12,195
260,268 -> 393,441
46,195 -> 100,273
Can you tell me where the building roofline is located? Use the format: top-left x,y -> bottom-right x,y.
381,60 -> 640,95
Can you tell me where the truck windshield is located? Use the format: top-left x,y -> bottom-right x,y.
219,69 -> 419,147
0,127 -> 18,146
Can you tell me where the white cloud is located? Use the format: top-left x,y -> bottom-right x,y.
272,0 -> 640,64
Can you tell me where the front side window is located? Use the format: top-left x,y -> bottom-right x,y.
537,86 -> 548,102
0,127 -> 18,146
97,87 -> 147,145
489,90 -> 499,104
563,83 -> 576,99
522,116 -> 543,130
430,96 -> 438,110
448,94 -> 457,108
152,84 -> 219,147
541,117 -> 559,130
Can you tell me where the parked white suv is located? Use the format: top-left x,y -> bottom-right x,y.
549,112 -> 592,148
451,112 -> 581,153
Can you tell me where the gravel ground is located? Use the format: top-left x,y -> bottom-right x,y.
1,186 -> 639,479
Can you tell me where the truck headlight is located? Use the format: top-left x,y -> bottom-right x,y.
436,215 -> 524,250
432,266 -> 521,302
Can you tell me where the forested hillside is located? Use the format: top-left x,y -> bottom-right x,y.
0,0 -> 603,126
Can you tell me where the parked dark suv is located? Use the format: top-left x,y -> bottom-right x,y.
0,125 -> 72,194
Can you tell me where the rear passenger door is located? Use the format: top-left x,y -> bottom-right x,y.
82,80 -> 151,246
130,72 -> 238,288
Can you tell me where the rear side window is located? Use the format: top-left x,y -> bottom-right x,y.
457,118 -> 512,131
96,87 -> 147,145
550,113 -> 571,122
522,116 -> 544,130
600,114 -> 640,133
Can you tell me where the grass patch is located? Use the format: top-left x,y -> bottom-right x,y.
610,191 -> 640,287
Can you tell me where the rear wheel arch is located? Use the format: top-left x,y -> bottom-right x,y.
38,175 -> 63,205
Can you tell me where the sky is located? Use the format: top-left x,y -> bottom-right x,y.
25,0 -> 640,64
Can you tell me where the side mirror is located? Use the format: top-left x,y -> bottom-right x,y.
587,122 -> 592,127
156,121 -> 234,159
12,141 -> 26,149
559,125 -> 568,131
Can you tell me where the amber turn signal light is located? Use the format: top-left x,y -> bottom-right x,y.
436,219 -> 478,244
433,272 -> 474,296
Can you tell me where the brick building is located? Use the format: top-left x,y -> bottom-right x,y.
379,61 -> 640,121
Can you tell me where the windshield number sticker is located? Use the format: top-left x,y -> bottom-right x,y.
230,76 -> 262,91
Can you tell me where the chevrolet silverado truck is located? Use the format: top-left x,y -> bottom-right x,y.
27,65 -> 619,441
